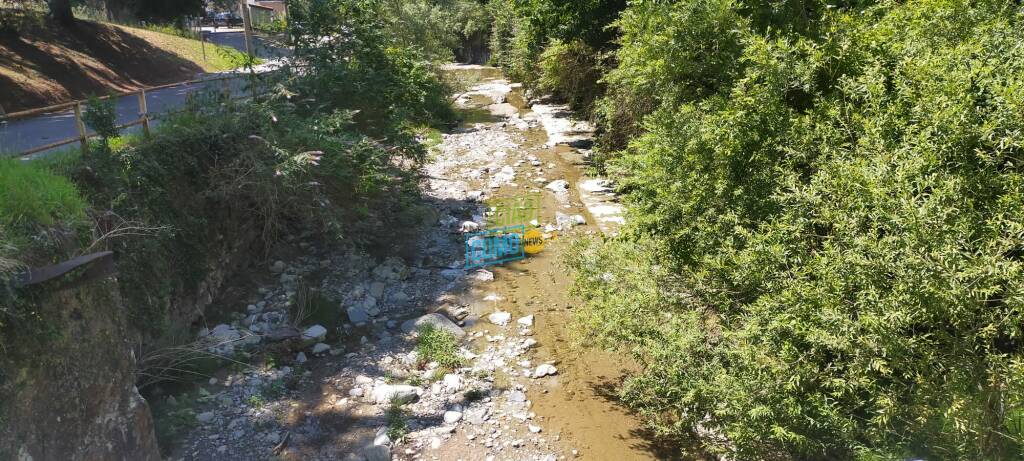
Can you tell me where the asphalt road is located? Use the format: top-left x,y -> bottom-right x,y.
0,31 -> 290,158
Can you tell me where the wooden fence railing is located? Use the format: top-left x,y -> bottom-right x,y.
0,74 -> 251,158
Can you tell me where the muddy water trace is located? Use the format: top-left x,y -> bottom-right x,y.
169,65 -> 663,461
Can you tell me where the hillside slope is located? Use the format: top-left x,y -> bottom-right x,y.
0,14 -> 244,113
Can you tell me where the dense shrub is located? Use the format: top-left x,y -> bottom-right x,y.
59,0 -> 456,335
536,39 -> 604,115
569,0 -> 1024,458
488,0 -> 625,99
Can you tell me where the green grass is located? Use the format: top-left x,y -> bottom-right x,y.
385,402 -> 408,441
114,24 -> 255,72
415,325 -> 463,370
0,158 -> 86,228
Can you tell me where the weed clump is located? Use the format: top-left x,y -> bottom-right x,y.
415,325 -> 463,370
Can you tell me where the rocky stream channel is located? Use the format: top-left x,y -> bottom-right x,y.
164,65 -> 665,461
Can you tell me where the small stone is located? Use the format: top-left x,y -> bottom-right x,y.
430,437 -> 442,449
508,391 -> 527,403
349,387 -> 365,398
356,375 -> 374,385
523,338 -> 538,348
196,411 -> 215,424
374,428 -> 391,446
443,411 -> 463,424
442,374 -> 461,392
517,315 -> 534,327
296,352 -> 308,363
362,444 -> 391,461
546,180 -> 569,192
347,306 -> 370,324
533,364 -> 557,378
401,313 -> 466,338
488,312 -> 512,326
372,384 -> 420,404
529,425 -> 542,433
472,269 -> 494,282
302,324 -> 327,341
369,281 -> 386,299
312,343 -> 330,355
270,261 -> 286,273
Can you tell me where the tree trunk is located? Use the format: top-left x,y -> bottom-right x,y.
48,0 -> 74,25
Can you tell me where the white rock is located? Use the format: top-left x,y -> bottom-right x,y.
523,338 -> 538,349
349,387 -> 365,398
461,221 -> 480,232
372,384 -> 420,404
311,343 -> 330,355
355,375 -> 374,385
362,444 -> 391,461
517,315 -> 534,327
529,425 -> 542,433
533,364 -> 557,378
401,313 -> 466,338
546,179 -> 569,192
488,312 -> 512,326
296,352 -> 308,363
443,411 -> 463,424
472,269 -> 494,282
430,437 -> 443,449
442,373 -> 461,392
302,324 -> 327,341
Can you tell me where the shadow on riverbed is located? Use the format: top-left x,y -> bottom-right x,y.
591,379 -> 715,461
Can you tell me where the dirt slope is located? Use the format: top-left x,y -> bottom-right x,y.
0,13 -> 239,113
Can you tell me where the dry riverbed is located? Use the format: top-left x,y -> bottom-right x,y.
168,65 -> 653,461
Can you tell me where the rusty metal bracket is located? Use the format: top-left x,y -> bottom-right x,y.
12,251 -> 116,288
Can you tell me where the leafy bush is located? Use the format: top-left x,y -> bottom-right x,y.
570,0 -> 1024,458
489,0 -> 625,92
537,39 -> 604,115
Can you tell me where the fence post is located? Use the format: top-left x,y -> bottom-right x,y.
138,89 -> 150,137
73,102 -> 89,153
222,78 -> 231,100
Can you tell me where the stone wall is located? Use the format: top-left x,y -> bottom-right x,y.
0,211 -> 261,460
0,281 -> 160,461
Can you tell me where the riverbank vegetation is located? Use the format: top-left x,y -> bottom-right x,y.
484,0 -> 1024,458
0,0 -> 455,377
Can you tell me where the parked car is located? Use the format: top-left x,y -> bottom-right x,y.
212,12 -> 243,28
